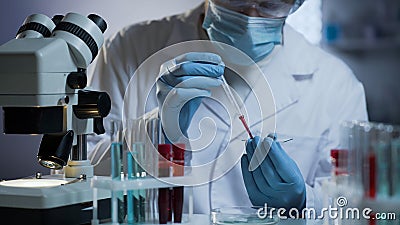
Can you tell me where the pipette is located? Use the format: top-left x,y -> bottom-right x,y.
220,76 -> 254,139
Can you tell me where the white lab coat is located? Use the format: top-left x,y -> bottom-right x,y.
88,3 -> 368,214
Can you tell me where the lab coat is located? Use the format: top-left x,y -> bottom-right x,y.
88,3 -> 368,214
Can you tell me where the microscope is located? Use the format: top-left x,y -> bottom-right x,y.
0,12 -> 110,177
0,13 -> 112,224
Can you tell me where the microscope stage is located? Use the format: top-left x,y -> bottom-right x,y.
0,174 -> 111,225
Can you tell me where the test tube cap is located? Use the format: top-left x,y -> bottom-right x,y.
158,144 -> 172,158
172,143 -> 185,160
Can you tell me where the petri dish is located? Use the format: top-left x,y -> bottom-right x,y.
211,206 -> 279,225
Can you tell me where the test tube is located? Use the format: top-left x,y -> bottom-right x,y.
127,143 -> 146,223
146,117 -> 162,222
391,126 -> 400,197
330,121 -> 353,185
126,150 -> 136,224
351,122 -> 373,198
126,118 -> 147,223
220,76 -> 253,139
158,144 -> 172,224
110,120 -> 125,224
363,123 -> 376,199
172,143 -> 185,223
125,119 -> 135,224
350,121 -> 365,193
375,124 -> 391,198
339,121 -> 353,176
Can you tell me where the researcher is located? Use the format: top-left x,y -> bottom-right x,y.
88,0 -> 368,214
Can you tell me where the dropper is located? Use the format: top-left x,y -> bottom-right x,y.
220,76 -> 254,139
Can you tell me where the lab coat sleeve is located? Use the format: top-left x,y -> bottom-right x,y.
306,56 -> 369,212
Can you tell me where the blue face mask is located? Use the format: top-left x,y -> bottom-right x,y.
202,3 -> 285,62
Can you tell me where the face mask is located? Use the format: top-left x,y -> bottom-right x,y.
202,3 -> 285,62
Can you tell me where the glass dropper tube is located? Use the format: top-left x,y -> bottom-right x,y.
220,76 -> 254,139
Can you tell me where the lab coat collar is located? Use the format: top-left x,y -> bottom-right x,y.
256,24 -> 318,77
272,24 -> 318,76
253,24 -> 319,112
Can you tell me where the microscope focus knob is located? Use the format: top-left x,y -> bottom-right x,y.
73,90 -> 111,119
67,70 -> 87,89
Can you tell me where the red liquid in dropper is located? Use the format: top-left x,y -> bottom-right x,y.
239,115 -> 254,139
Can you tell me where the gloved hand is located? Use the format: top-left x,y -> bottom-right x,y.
156,52 -> 224,143
241,135 -> 306,210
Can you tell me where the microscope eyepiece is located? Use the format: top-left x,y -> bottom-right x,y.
51,13 -> 107,68
16,14 -> 56,39
88,14 -> 107,33
51,15 -> 64,26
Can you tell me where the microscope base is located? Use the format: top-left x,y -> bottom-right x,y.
0,198 -> 110,225
0,174 -> 110,224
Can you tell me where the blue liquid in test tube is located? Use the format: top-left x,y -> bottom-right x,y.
111,142 -> 125,223
127,143 -> 146,223
392,138 -> 400,197
127,150 -> 135,224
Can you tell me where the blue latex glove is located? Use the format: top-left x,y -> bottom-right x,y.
241,135 -> 306,211
156,52 -> 224,143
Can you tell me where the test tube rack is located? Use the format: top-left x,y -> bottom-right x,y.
321,179 -> 400,225
91,175 -> 195,225
321,121 -> 400,224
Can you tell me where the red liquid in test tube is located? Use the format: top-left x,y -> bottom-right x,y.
368,152 -> 376,199
172,143 -> 185,223
158,144 -> 172,224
